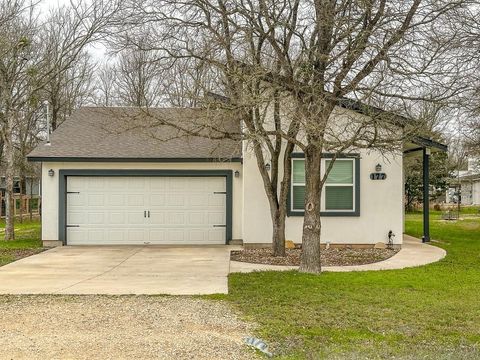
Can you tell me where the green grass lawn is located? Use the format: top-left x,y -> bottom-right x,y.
0,219 -> 42,266
217,212 -> 480,359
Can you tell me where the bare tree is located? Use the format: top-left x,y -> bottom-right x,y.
119,0 -> 470,271
41,6 -> 99,130
0,0 -> 37,240
42,49 -> 94,131
0,0 -> 120,240
115,47 -> 163,107
93,63 -> 118,106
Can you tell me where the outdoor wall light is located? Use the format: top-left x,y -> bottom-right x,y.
375,163 -> 382,172
265,163 -> 271,171
48,169 -> 55,177
234,170 -> 240,178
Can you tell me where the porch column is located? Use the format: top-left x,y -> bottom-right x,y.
422,147 -> 430,243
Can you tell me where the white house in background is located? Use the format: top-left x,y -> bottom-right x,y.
27,106 -> 446,248
454,159 -> 480,205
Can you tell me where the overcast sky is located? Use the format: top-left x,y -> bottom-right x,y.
40,0 -> 108,61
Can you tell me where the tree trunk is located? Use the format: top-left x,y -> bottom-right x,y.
271,210 -> 286,256
29,179 -> 33,221
19,175 -> 26,223
299,146 -> 322,273
3,132 -> 15,241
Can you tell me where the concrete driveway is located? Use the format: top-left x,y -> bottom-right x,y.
0,246 -> 234,295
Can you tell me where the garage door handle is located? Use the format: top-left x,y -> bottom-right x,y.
214,191 -> 227,194
148,210 -> 150,218
144,211 -> 146,218
66,225 -> 80,228
213,225 -> 226,228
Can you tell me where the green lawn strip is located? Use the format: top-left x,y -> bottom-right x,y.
407,207 -> 480,216
216,214 -> 480,359
0,219 -> 43,266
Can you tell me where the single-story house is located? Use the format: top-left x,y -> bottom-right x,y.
27,106 -> 446,247
0,173 -> 41,217
0,176 -> 40,196
451,159 -> 480,205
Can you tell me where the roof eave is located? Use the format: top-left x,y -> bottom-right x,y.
27,156 -> 243,163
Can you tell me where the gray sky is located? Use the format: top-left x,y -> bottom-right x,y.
39,0 -> 108,61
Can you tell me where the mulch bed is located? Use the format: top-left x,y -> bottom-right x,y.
231,247 -> 399,266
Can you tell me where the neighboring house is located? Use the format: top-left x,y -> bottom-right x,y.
450,159 -> 480,205
0,175 -> 41,217
27,106 -> 445,247
0,176 -> 40,196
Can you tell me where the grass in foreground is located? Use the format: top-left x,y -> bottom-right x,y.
0,219 -> 42,266
215,213 -> 480,359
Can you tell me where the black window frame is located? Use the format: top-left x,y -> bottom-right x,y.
287,153 -> 361,217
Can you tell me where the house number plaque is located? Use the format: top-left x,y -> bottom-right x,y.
370,173 -> 387,180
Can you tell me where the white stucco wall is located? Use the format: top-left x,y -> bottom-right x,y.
474,181 -> 480,205
242,147 -> 404,245
460,180 -> 480,205
41,161 -> 243,242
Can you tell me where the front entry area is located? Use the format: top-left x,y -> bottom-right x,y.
65,176 -> 228,245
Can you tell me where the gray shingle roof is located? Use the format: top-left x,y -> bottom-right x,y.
27,107 -> 242,161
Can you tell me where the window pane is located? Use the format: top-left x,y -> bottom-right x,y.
326,160 -> 353,184
325,186 -> 353,210
292,185 -> 305,210
292,159 -> 305,183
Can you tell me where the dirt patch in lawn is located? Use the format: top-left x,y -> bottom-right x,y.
231,247 -> 399,266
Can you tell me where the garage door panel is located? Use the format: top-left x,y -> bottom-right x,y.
107,194 -> 125,206
67,177 -> 86,192
189,212 -> 206,225
127,177 -> 147,190
208,194 -> 225,207
150,194 -> 166,206
88,229 -> 105,241
189,229 -> 208,242
170,178 -> 188,190
207,177 -> 225,191
189,193 -> 208,207
87,212 -> 105,224
188,179 -> 207,191
166,194 -> 185,207
167,230 -> 185,242
66,176 -> 227,245
106,230 -> 127,242
127,211 -> 146,225
68,194 -> 86,206
88,177 -> 106,190
106,178 -> 125,190
109,212 -> 126,224
208,212 -> 225,225
165,213 -> 185,225
67,211 -> 86,225
147,230 -> 166,242
150,178 -> 166,190
208,229 -> 225,242
67,228 -> 87,244
127,194 -> 145,206
87,194 -> 104,206
127,229 -> 147,242
148,212 -> 165,224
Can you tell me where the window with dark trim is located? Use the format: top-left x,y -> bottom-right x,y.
289,155 -> 360,216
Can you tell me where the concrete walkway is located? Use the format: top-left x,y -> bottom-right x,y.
0,246 -> 234,295
230,235 -> 447,273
